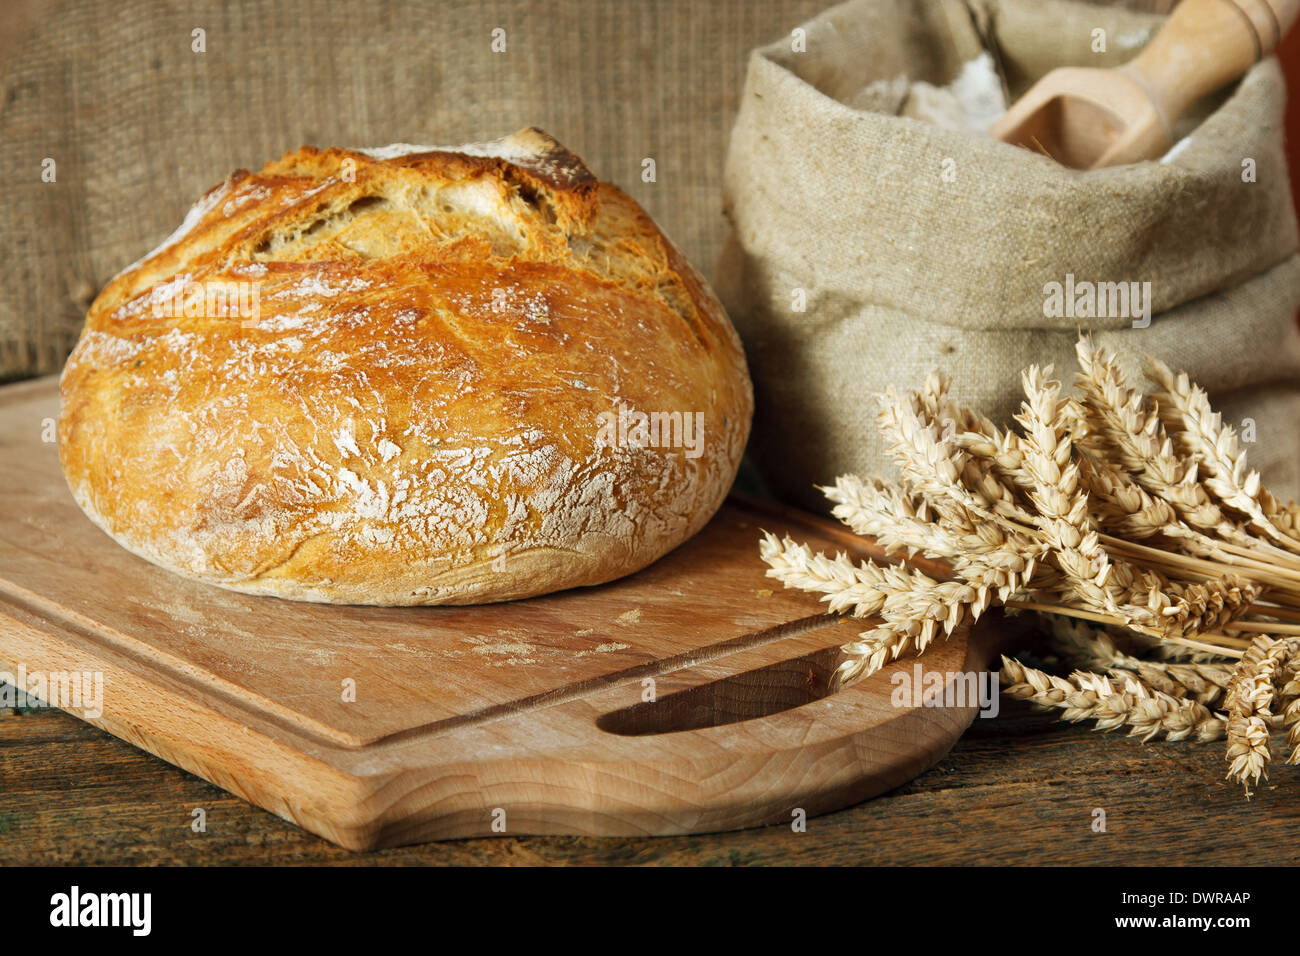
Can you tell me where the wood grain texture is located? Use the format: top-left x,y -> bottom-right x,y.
0,376 -> 988,850
7,697 -> 1300,865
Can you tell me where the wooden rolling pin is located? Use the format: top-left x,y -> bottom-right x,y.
990,0 -> 1300,169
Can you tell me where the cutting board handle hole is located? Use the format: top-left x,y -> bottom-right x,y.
595,645 -> 846,736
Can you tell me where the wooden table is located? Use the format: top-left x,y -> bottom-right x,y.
5,690 -> 1298,865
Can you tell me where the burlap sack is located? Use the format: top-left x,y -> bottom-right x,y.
715,0 -> 1300,509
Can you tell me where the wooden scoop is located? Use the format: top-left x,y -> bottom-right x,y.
990,0 -> 1300,169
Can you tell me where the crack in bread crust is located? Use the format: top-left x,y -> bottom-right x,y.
58,128 -> 753,605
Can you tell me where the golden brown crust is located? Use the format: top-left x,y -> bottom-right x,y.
59,128 -> 752,604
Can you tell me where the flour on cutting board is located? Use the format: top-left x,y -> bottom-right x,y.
466,632 -> 539,667
573,641 -> 631,658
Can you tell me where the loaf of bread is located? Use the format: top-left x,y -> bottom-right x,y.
59,128 -> 752,604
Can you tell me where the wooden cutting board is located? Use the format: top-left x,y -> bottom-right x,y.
0,376 -> 994,850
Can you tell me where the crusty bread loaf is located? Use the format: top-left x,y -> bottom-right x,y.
59,128 -> 752,605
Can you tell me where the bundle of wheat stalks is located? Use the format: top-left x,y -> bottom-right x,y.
759,335 -> 1300,793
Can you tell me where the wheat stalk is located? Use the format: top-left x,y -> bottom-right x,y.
759,533 -> 982,681
823,475 -> 1043,600
876,387 -> 1036,532
1281,667 -> 1300,765
1015,441 -> 1294,620
1043,616 -> 1234,705
1074,337 -> 1259,544
1223,635 -> 1295,792
1261,490 -> 1300,546
887,369 -> 1270,642
999,656 -> 1226,742
1014,367 -> 1258,644
1145,356 -> 1300,558
1078,339 -> 1300,579
1014,367 -> 1140,615
761,333 -> 1300,796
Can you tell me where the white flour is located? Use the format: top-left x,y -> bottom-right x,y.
904,52 -> 1007,135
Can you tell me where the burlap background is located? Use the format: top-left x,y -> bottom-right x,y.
715,0 -> 1300,507
1,0 -> 1177,384
0,0 -> 843,381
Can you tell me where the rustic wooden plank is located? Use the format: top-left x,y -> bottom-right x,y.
6,699 -> 1298,865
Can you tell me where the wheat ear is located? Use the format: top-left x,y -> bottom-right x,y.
876,387 -> 1035,532
915,374 -> 1038,523
1014,366 -> 1175,623
1260,490 -> 1300,546
1043,616 -> 1234,705
1223,635 -> 1295,792
1145,356 -> 1300,557
1077,454 -> 1180,541
1073,449 -> 1251,572
758,533 -> 981,681
1000,656 -> 1226,742
890,370 -> 1259,650
1073,337 -> 1253,543
823,474 -> 1043,600
1281,667 -> 1300,765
